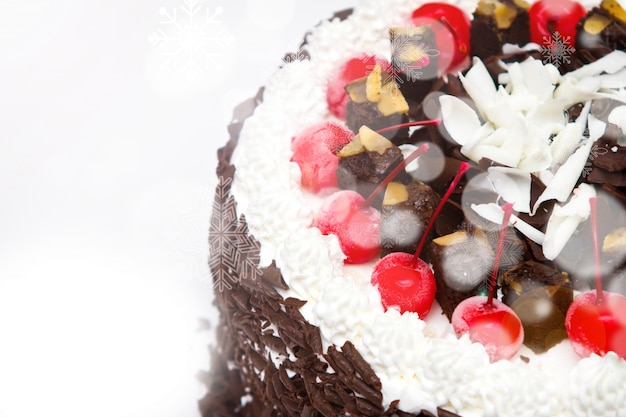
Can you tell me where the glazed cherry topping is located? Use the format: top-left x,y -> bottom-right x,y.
565,197 -> 626,359
371,162 -> 470,317
316,190 -> 382,264
411,2 -> 471,74
326,55 -> 388,119
528,0 -> 586,47
371,252 -> 436,317
451,203 -> 524,362
291,122 -> 353,193
316,123 -> 436,264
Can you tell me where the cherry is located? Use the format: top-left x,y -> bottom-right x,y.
291,122 -> 353,193
371,252 -> 436,317
566,291 -> 626,359
371,161 -> 470,317
316,190 -> 382,264
451,296 -> 525,361
528,0 -> 586,47
326,55 -> 389,119
450,202 -> 524,362
565,197 -> 626,359
316,125 -> 436,264
411,3 -> 471,74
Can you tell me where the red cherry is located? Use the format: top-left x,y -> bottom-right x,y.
451,296 -> 524,361
411,3 -> 471,74
316,190 -> 381,264
326,55 -> 388,119
565,197 -> 626,359
291,122 -> 353,193
371,252 -> 436,317
566,291 -> 626,359
528,0 -> 586,47
450,202 -> 524,362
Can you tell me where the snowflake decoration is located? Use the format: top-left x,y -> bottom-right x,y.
484,228 -> 525,270
209,176 -> 264,292
439,233 -> 494,293
381,210 -> 423,253
282,43 -> 310,65
582,142 -> 609,178
387,27 -> 439,85
540,32 -> 576,68
148,0 -> 234,82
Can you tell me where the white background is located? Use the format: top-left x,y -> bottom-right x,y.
0,1 -> 353,416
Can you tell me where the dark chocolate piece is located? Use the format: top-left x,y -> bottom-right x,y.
430,228 -> 495,319
336,143 -> 406,207
391,25 -> 439,125
470,0 -> 531,59
381,181 -> 440,256
576,6 -> 626,63
501,261 -> 573,353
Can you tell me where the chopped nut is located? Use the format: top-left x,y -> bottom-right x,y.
366,64 -> 383,103
377,82 -> 409,116
383,182 -> 409,205
602,0 -> 626,23
359,125 -> 394,154
337,135 -> 364,157
584,13 -> 613,35
494,2 -> 518,29
603,227 -> 626,253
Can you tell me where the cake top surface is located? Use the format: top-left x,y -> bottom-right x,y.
227,0 -> 626,415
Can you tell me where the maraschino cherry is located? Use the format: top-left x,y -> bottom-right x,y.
528,0 -> 586,47
565,197 -> 626,359
291,122 -> 354,193
451,202 -> 524,362
371,161 -> 470,318
411,3 -> 471,74
326,55 -> 389,119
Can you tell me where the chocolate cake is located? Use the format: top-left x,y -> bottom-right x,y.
203,1 -> 626,416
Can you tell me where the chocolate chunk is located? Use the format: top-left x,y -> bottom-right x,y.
336,136 -> 406,206
576,6 -> 626,63
430,228 -> 495,319
391,26 -> 439,119
470,0 -> 530,59
501,261 -> 573,353
381,181 -> 440,256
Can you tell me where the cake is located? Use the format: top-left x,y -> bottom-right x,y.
203,1 -> 626,416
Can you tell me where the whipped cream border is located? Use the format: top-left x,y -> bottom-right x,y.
230,1 -> 626,416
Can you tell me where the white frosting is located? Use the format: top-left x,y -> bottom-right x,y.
276,227 -> 345,319
230,0 -> 626,415
568,353 -> 626,417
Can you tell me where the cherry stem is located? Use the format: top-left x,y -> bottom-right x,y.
362,142 -> 430,208
487,202 -> 514,306
412,161 -> 471,267
375,118 -> 440,135
590,196 -> 605,305
439,16 -> 465,52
